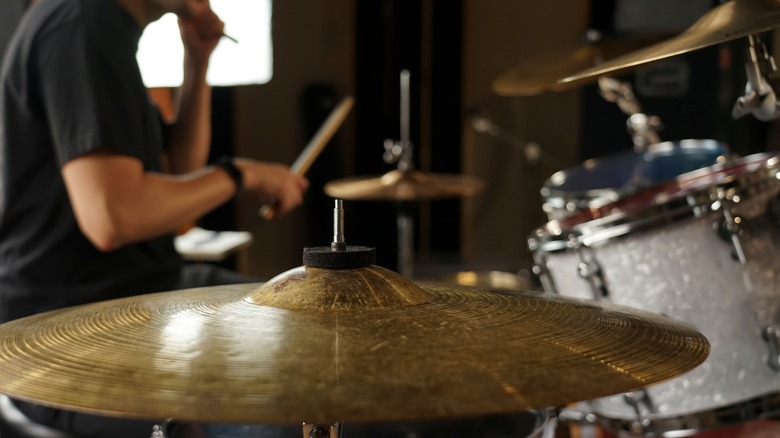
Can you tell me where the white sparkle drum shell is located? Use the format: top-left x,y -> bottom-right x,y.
529,153 -> 780,435
541,139 -> 729,220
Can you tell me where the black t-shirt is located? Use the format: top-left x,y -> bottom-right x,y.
0,0 -> 184,322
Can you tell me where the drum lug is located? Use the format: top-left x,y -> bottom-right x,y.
556,407 -> 600,426
150,424 -> 166,438
568,235 -> 609,300
716,209 -> 748,264
623,389 -> 657,435
529,237 -> 558,294
762,326 -> 780,372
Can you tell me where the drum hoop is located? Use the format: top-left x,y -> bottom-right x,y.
590,390 -> 780,437
531,152 -> 780,251
542,139 -> 729,203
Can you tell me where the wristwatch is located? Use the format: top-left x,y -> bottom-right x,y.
214,156 -> 243,195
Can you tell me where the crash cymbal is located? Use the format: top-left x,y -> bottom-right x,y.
324,170 -> 485,201
493,34 -> 667,96
560,0 -> 780,86
0,263 -> 708,425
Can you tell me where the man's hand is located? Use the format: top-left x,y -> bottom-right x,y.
177,1 -> 224,64
233,159 -> 310,217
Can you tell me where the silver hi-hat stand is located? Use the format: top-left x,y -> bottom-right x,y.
384,69 -> 417,277
324,70 -> 483,277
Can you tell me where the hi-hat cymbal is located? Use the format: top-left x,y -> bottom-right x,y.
324,170 -> 485,201
0,264 -> 708,425
493,34 -> 667,96
560,0 -> 780,86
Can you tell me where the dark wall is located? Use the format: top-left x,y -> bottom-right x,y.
351,0 -> 462,271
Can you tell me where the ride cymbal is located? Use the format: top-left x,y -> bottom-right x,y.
560,0 -> 780,86
324,170 -> 485,201
493,34 -> 666,96
0,264 -> 708,425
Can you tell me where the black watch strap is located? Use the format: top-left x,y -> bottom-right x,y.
214,156 -> 243,195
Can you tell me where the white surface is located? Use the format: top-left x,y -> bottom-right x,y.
175,227 -> 253,262
136,0 -> 273,87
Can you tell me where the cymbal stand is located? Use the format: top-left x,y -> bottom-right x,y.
732,33 -> 780,122
597,76 -> 663,152
384,70 -> 416,278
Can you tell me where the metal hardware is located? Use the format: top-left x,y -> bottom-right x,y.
528,236 -> 557,294
623,389 -> 657,435
568,234 -> 609,300
763,326 -> 780,372
304,422 -> 343,438
721,209 -> 747,264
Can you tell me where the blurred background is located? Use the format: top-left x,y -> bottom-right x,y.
1,0 -> 773,281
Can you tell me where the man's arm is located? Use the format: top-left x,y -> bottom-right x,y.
62,149 -> 308,252
165,8 -> 224,174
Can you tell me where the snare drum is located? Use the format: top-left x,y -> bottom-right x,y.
529,153 -> 780,436
541,139 -> 729,220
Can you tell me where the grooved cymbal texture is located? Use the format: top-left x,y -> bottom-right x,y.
561,0 -> 780,85
493,34 -> 666,96
324,170 -> 485,201
0,266 -> 709,425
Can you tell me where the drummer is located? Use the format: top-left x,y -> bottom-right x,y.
0,0 -> 307,435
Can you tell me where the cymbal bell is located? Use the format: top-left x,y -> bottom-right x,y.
324,170 -> 485,201
0,264 -> 708,425
493,34 -> 667,96
560,0 -> 780,85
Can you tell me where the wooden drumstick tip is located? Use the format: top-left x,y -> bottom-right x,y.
257,95 -> 353,222
258,204 -> 276,221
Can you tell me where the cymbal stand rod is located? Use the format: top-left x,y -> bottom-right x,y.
397,202 -> 414,278
332,199 -> 346,251
399,69 -> 414,172
394,70 -> 415,277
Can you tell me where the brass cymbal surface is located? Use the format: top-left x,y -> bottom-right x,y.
560,0 -> 780,85
0,265 -> 709,425
324,170 -> 485,201
493,35 -> 666,96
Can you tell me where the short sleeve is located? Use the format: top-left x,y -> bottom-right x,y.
35,19 -> 163,168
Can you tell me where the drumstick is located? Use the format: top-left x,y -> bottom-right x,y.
222,33 -> 239,43
259,95 -> 354,220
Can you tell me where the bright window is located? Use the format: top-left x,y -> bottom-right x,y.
136,0 -> 272,87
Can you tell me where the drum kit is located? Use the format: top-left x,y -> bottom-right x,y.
1,1 -> 780,437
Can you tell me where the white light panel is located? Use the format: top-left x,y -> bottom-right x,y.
136,0 -> 272,87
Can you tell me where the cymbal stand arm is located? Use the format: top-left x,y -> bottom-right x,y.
469,115 -> 567,168
732,33 -> 780,121
597,77 -> 662,152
